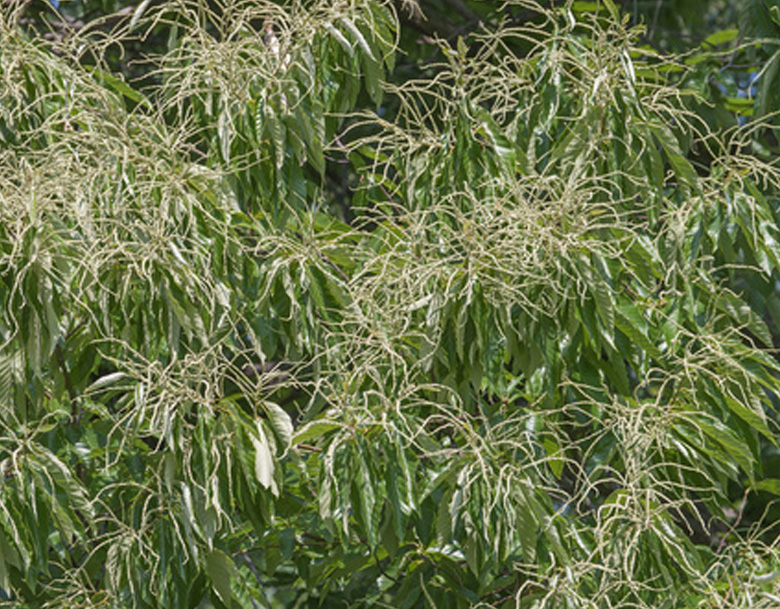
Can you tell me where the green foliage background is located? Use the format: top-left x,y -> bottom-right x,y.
2,0 -> 780,607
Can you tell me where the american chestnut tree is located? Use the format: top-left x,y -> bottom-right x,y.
2,0 -> 780,607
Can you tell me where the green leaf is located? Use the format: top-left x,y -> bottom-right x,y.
293,421 -> 341,444
252,422 -> 278,497
590,270 -> 614,345
340,17 -> 375,61
756,48 -> 780,119
475,107 -> 516,171
0,528 -> 21,592
0,350 -> 16,421
90,68 -> 150,106
205,549 -> 236,605
648,123 -> 699,192
693,415 -> 756,480
753,479 -> 780,495
128,0 -> 154,32
294,105 -> 325,176
714,289 -> 773,347
544,438 -> 565,480
263,401 -> 294,453
759,220 -> 780,272
702,29 -> 739,48
601,0 -> 620,21
615,299 -> 660,360
325,23 -> 353,56
77,359 -> 121,401
704,381 -> 774,443
515,492 -> 538,563
32,447 -> 95,522
723,97 -> 754,116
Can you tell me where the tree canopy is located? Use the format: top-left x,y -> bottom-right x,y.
2,0 -> 780,607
